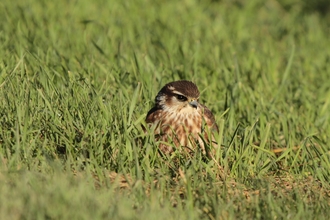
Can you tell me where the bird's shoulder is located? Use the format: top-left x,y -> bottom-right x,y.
200,104 -> 219,132
145,106 -> 163,124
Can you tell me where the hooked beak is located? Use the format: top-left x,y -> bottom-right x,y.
189,100 -> 198,109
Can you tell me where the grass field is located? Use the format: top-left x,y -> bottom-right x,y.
1,0 -> 330,219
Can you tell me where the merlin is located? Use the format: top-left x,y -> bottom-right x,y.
146,80 -> 218,157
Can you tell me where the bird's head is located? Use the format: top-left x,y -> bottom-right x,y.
155,80 -> 201,113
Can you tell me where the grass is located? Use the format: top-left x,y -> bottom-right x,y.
0,0 -> 330,219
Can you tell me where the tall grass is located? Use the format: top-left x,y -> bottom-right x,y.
0,0 -> 329,219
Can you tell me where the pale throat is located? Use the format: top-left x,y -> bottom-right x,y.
163,102 -> 201,124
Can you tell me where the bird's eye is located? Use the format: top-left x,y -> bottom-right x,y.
176,95 -> 187,101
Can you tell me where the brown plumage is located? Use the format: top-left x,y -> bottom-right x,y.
146,80 -> 218,156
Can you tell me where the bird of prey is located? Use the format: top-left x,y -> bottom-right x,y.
146,80 -> 218,157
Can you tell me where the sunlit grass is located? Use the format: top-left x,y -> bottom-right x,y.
0,0 -> 330,219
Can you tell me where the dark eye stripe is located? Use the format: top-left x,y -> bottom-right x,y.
175,94 -> 187,101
